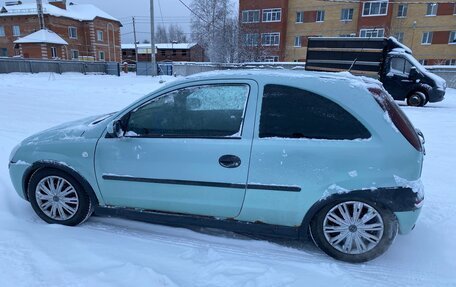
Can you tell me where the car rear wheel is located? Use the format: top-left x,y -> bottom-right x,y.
28,168 -> 93,226
407,91 -> 427,107
310,200 -> 397,263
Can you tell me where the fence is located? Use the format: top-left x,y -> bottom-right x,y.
173,62 -> 456,89
0,58 -> 120,76
136,61 -> 173,76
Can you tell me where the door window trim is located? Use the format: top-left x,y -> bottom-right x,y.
121,83 -> 251,140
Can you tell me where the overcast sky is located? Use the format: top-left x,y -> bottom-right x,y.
1,0 -> 238,44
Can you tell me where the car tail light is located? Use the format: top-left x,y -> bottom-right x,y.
368,87 -> 423,152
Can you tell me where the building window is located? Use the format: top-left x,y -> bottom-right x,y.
242,10 -> 260,23
68,27 -> 77,39
182,50 -> 187,56
360,29 -> 385,38
161,50 -> 166,56
0,48 -> 7,57
316,10 -> 325,22
421,32 -> 433,45
341,8 -> 354,21
259,85 -> 370,140
97,30 -> 103,41
340,34 -> 356,37
397,4 -> 408,17
0,26 -> 5,37
172,49 -> 177,56
12,25 -> 20,36
449,31 -> 456,44
260,56 -> 279,62
50,47 -> 57,58
99,51 -> 105,61
426,3 -> 438,16
422,32 -> 433,44
261,32 -> 280,46
446,59 -> 456,65
262,8 -> 281,22
244,33 -> 259,47
294,36 -> 302,47
394,32 -> 404,43
71,49 -> 79,60
296,11 -> 304,23
362,1 -> 388,16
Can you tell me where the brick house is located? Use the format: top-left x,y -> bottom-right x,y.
0,0 -> 122,62
121,43 -> 205,63
239,0 -> 456,65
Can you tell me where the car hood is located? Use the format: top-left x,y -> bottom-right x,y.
22,113 -> 116,145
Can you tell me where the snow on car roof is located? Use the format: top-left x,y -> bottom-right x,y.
184,69 -> 383,90
0,2 -> 119,22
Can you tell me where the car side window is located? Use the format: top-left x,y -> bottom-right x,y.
126,84 -> 249,138
390,57 -> 407,75
259,84 -> 371,140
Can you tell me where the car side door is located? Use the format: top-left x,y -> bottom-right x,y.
94,80 -> 258,218
383,56 -> 413,100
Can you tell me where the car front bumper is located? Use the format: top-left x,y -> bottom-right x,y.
428,88 -> 445,103
8,161 -> 30,200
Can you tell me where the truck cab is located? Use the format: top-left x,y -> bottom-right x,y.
382,49 -> 446,106
305,37 -> 447,106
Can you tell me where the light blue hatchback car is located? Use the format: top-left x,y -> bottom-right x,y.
9,70 -> 425,262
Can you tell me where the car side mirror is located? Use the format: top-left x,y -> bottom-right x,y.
107,120 -> 124,138
409,67 -> 419,79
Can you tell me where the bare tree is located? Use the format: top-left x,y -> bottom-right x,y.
168,24 -> 188,43
155,24 -> 168,43
238,25 -> 272,62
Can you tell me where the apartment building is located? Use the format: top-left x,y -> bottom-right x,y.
239,0 -> 456,65
0,0 -> 122,62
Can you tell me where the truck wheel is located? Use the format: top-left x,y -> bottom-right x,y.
28,168 -> 94,226
407,91 -> 427,107
310,200 -> 397,263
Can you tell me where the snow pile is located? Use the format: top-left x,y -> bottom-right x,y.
0,73 -> 455,286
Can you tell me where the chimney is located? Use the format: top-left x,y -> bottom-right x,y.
49,0 -> 66,10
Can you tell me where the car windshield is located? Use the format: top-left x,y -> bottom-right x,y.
403,53 -> 427,74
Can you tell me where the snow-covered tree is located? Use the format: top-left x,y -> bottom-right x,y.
190,0 -> 238,63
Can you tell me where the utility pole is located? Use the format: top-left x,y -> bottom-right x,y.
150,0 -> 157,76
132,16 -> 139,66
36,0 -> 46,30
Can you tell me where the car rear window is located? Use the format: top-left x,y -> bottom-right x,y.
259,84 -> 371,140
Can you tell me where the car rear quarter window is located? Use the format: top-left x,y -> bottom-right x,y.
259,84 -> 371,140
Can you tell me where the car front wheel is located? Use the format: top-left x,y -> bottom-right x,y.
407,91 -> 427,107
28,168 -> 93,226
310,200 -> 397,263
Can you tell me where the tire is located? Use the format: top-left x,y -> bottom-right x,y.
310,200 -> 397,263
28,168 -> 94,226
407,91 -> 427,107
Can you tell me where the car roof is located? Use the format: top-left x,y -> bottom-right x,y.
179,69 -> 382,90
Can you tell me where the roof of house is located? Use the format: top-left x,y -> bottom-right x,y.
121,43 -> 199,50
0,1 -> 119,22
14,29 -> 68,45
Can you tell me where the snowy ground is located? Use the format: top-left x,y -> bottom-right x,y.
1,73 -> 455,287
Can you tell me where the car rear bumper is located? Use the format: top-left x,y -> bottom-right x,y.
395,208 -> 422,234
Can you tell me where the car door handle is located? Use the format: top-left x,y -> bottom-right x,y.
219,155 -> 241,168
